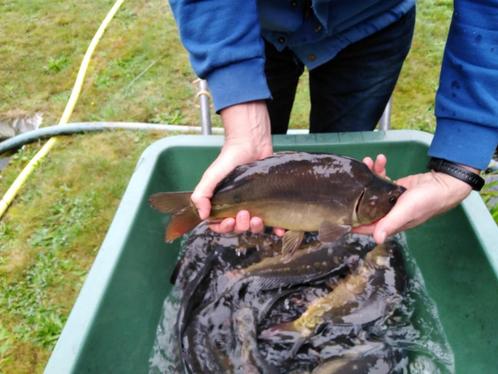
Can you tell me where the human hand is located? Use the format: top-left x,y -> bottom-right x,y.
355,156 -> 474,243
362,154 -> 388,178
191,101 -> 274,234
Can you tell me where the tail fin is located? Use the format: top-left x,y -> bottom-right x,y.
149,191 -> 200,242
166,208 -> 201,242
149,191 -> 192,213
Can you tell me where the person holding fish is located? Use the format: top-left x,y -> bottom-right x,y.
165,0 -> 497,243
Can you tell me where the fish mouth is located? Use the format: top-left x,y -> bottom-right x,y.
396,185 -> 407,195
389,185 -> 407,205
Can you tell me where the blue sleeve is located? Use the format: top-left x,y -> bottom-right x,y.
429,0 -> 498,170
168,0 -> 271,112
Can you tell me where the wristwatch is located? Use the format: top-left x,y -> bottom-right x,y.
427,157 -> 485,191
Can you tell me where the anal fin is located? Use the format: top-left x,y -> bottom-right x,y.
281,230 -> 304,263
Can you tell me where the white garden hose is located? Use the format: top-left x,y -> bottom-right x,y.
0,0 -> 311,220
0,0 -> 125,219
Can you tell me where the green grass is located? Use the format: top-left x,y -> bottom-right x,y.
0,0 -> 202,127
481,178 -> 498,221
0,0 -> 494,372
0,132 -> 164,372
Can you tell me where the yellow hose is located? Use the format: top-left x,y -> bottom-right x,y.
0,0 -> 125,219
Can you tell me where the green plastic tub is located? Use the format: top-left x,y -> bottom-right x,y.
45,131 -> 498,373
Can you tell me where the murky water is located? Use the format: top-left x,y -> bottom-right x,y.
385,236 -> 455,373
148,231 -> 454,373
148,287 -> 182,374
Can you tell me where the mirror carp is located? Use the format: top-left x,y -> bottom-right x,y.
150,152 -> 405,256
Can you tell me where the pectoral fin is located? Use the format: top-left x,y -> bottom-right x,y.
282,231 -> 304,262
318,222 -> 351,243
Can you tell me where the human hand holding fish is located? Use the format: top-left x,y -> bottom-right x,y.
150,148 -> 406,258
211,153 -> 388,237
150,99 -> 472,247
196,145 -> 391,239
191,100 -> 391,239
354,168 -> 473,243
192,141 -> 472,245
190,101 -> 273,234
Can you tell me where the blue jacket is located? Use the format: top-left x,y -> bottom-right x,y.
169,0 -> 498,170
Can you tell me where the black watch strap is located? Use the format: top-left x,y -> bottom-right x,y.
427,157 -> 485,191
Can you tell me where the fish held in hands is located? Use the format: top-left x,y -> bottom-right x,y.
149,152 -> 405,253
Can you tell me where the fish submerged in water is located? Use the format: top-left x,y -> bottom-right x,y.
311,342 -> 404,374
223,234 -> 377,296
259,240 -> 406,353
150,152 -> 405,255
178,234 -> 377,374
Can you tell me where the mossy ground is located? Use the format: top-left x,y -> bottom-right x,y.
0,0 -> 494,372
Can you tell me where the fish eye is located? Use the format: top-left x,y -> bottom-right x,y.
388,196 -> 397,205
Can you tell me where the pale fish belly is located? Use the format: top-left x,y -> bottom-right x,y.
247,201 -> 352,231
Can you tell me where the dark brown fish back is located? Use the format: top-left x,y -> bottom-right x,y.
212,152 -> 372,207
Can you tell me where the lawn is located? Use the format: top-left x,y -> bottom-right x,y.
0,0 -> 493,372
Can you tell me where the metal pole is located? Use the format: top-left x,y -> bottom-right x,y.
378,97 -> 392,131
197,79 -> 212,135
